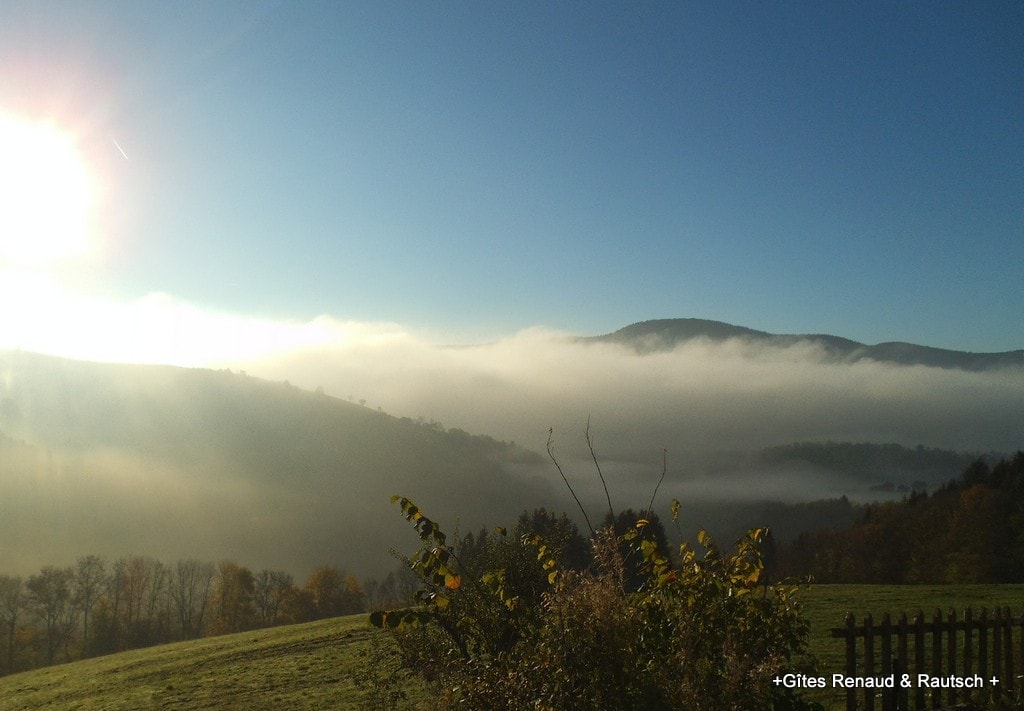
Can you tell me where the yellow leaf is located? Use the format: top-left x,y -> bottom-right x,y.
697,530 -> 712,549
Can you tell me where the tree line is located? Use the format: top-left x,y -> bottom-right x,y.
0,554 -> 411,676
774,451 -> 1024,583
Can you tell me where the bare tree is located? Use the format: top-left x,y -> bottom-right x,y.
253,570 -> 294,626
73,555 -> 106,657
169,559 -> 215,640
25,566 -> 75,665
143,559 -> 169,644
363,576 -> 381,609
0,575 -> 23,673
122,556 -> 150,639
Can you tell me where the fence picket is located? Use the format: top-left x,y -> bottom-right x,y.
881,614 -> 893,711
947,609 -> 957,707
914,613 -> 926,710
964,607 -> 974,679
931,608 -> 942,707
897,613 -> 909,711
994,607 -> 1003,702
1005,606 -> 1015,693
979,608 -> 989,682
844,613 -> 857,711
865,612 -> 875,711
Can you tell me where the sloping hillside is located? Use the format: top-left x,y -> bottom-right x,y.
0,614 -> 429,710
0,351 -> 548,579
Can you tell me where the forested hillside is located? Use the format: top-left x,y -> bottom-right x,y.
778,452 -> 1024,583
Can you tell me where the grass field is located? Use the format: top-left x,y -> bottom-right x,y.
0,584 -> 1021,710
0,615 -> 430,710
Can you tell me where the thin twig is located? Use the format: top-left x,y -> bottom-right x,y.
585,416 -> 614,524
645,448 -> 667,521
546,428 -> 595,537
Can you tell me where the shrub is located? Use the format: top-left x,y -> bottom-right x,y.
371,492 -> 819,710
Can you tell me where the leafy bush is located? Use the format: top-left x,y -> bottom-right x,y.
371,490 -> 819,710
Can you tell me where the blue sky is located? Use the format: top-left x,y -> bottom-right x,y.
1,1 -> 1022,354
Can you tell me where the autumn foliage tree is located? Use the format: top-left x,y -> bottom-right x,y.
209,562 -> 256,635
304,567 -> 366,619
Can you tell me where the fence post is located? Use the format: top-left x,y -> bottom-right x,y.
931,609 -> 942,708
979,608 -> 989,683
897,613 -> 909,711
865,612 -> 876,711
1017,607 -> 1023,693
881,614 -> 895,711
947,609 -> 958,707
1015,606 -> 1024,692
964,607 -> 974,678
914,612 -> 926,710
994,607 -> 1004,701
845,613 -> 857,711
1003,606 -> 1014,693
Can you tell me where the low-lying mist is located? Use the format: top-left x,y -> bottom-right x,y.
241,321 -> 1023,467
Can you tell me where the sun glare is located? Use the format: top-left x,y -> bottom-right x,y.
0,111 -> 97,265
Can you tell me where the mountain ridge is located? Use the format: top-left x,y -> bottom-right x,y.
583,318 -> 1024,370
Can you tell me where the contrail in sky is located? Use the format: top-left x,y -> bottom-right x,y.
112,138 -> 129,160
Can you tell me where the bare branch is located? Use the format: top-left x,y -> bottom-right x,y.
645,448 -> 668,521
585,416 -> 614,524
546,428 -> 595,537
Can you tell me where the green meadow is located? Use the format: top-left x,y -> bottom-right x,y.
0,615 -> 429,710
1,585 -> 1021,710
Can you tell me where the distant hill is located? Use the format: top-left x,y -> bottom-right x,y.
0,351 -> 549,579
583,318 -> 1024,371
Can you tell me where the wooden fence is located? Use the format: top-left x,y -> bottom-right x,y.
830,607 -> 1023,710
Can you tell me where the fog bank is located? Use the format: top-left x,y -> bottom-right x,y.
237,322 -> 1024,464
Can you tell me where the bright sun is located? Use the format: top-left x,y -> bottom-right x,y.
0,111 -> 98,265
